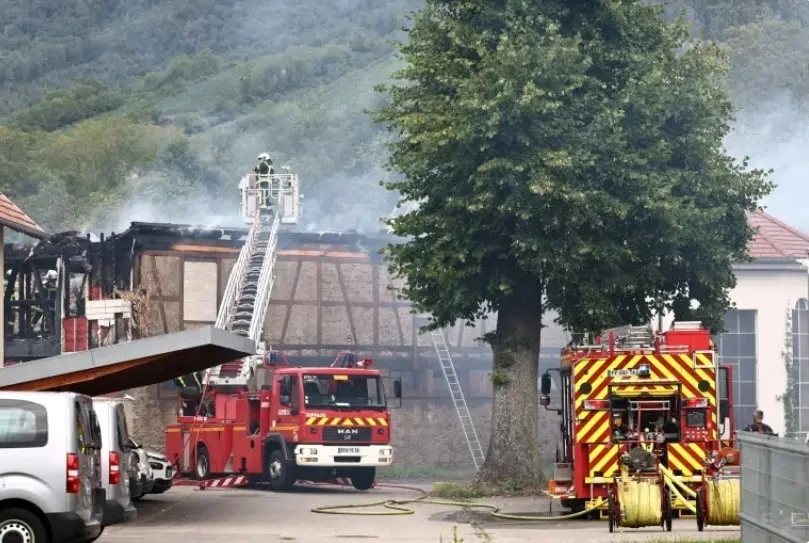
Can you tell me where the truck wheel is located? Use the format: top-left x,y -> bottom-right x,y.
195,445 -> 211,480
267,450 -> 294,491
0,508 -> 47,543
350,467 -> 376,491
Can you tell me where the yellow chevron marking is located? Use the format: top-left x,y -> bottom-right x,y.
317,418 -> 329,426
574,359 -> 608,408
587,444 -> 605,476
365,418 -> 377,426
590,445 -> 619,476
306,417 -> 316,425
668,444 -> 705,476
687,443 -> 706,460
667,449 -> 692,475
574,358 -> 608,379
342,419 -> 354,426
575,356 -> 629,410
378,418 -> 388,427
352,418 -> 364,425
329,417 -> 341,425
577,411 -> 607,442
695,353 -> 713,368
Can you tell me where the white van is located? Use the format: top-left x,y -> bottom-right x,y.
92,398 -> 137,524
0,391 -> 105,543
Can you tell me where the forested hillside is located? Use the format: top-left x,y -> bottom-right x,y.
1,0 -> 808,233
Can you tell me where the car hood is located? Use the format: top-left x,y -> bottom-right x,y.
145,448 -> 168,461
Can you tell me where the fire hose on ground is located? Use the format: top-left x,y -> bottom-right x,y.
309,467 -> 739,525
310,483 -> 607,520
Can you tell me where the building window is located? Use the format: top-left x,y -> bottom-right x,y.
793,299 -> 809,433
714,310 -> 757,430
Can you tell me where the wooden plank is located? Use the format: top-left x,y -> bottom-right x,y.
171,245 -> 241,254
280,261 -> 303,344
335,263 -> 358,345
149,255 -> 169,335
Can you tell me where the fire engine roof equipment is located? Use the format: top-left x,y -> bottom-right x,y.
0,325 -> 255,395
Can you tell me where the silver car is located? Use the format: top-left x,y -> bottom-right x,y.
0,391 -> 105,543
92,398 -> 137,524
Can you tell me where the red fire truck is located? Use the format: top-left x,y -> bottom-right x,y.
540,321 -> 735,515
166,351 -> 401,491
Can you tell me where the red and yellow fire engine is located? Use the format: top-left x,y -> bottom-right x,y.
540,321 -> 734,516
166,352 -> 401,491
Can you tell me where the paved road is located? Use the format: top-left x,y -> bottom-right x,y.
100,483 -> 740,543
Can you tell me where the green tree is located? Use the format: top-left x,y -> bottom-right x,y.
373,0 -> 772,485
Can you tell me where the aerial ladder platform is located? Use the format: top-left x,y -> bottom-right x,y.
204,166 -> 302,390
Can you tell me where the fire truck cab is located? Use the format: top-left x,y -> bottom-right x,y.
166,352 -> 401,491
540,321 -> 734,514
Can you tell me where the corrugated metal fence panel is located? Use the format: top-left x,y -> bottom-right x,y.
739,431 -> 809,543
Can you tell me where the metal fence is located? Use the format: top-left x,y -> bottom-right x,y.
739,431 -> 809,543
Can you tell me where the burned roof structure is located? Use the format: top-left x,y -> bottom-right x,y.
115,221 -> 399,262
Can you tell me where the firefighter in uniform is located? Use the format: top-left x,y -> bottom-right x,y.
174,371 -> 204,416
253,153 -> 274,208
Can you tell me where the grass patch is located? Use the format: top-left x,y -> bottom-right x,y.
430,482 -> 489,501
428,479 -> 547,500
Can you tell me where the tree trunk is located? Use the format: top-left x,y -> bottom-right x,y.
477,294 -> 544,487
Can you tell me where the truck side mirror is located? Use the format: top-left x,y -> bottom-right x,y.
393,378 -> 402,399
719,398 -> 729,422
540,373 -> 552,396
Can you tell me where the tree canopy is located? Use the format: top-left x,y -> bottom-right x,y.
374,0 -> 773,484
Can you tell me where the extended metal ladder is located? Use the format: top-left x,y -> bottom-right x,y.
205,209 -> 280,387
430,329 -> 485,470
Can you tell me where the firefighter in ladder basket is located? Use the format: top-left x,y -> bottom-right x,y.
253,153 -> 274,209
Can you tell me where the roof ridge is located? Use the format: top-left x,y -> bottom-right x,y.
756,210 -> 809,244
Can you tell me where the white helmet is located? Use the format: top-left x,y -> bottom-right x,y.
45,270 -> 57,282
257,153 -> 270,161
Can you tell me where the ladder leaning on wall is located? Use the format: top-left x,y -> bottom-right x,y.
430,329 -> 486,470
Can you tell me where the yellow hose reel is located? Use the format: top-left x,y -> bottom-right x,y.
696,478 -> 741,530
608,477 -> 672,532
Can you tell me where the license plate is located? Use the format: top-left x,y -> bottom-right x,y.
337,447 -> 360,454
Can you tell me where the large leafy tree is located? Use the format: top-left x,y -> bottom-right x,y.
373,0 -> 772,486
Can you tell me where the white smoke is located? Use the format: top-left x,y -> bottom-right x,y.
87,171 -> 244,233
725,92 -> 809,231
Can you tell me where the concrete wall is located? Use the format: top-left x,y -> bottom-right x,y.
730,262 -> 807,435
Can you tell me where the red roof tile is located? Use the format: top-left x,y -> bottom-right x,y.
747,210 -> 809,260
0,193 -> 45,239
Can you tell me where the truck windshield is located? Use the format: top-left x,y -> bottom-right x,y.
302,374 -> 386,408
